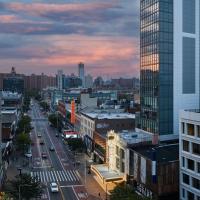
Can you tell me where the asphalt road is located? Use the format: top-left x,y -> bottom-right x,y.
29,100 -> 87,200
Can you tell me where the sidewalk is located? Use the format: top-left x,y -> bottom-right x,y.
76,153 -> 107,200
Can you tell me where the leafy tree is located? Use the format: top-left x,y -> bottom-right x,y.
48,113 -> 63,130
39,101 -> 50,111
66,138 -> 85,152
110,184 -> 152,200
5,173 -> 44,200
16,132 -> 31,153
0,192 -> 10,200
17,115 -> 32,134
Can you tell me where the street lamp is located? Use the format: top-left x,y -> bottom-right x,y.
18,184 -> 31,200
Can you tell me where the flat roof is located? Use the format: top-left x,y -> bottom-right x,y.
82,112 -> 135,120
118,131 -> 151,144
131,144 -> 179,163
91,164 -> 124,182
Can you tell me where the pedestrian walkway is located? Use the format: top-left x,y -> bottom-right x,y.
30,169 -> 80,183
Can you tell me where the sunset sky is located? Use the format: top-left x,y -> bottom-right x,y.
0,0 -> 139,78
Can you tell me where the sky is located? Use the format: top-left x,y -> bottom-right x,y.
0,0 -> 139,78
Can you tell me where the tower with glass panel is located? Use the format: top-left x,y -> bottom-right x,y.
139,0 -> 173,136
138,0 -> 200,140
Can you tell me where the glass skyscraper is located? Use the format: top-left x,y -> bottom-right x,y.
138,0 -> 173,135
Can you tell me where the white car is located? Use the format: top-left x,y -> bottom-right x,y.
50,182 -> 59,193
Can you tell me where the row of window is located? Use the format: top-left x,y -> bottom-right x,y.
182,157 -> 200,173
181,122 -> 200,138
182,140 -> 200,156
182,173 -> 200,190
182,188 -> 200,200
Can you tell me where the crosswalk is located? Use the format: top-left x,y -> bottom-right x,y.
31,170 -> 80,183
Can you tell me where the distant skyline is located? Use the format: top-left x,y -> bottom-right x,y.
0,0 -> 139,78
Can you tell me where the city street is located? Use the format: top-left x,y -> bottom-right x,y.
29,100 -> 88,200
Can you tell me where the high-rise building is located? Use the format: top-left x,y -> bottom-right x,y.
179,110 -> 200,200
57,70 -> 63,90
78,62 -> 85,85
137,0 -> 200,140
3,67 -> 24,94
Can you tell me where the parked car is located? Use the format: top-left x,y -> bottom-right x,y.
41,152 -> 47,159
50,182 -> 59,193
55,133 -> 59,137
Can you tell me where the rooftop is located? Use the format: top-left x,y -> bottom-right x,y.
0,91 -> 22,99
82,111 -> 135,120
131,143 -> 179,163
113,130 -> 151,145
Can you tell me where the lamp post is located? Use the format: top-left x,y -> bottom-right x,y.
18,184 -> 31,200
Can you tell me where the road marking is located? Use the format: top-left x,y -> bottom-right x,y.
59,185 -> 84,188
72,186 -> 79,200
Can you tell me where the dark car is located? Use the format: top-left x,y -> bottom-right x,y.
40,140 -> 44,145
55,133 -> 59,137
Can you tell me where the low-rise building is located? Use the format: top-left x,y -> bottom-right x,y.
129,144 -> 179,199
80,110 -> 135,155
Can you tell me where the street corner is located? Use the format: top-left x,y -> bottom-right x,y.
73,185 -> 88,200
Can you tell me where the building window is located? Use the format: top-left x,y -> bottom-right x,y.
182,122 -> 185,134
187,159 -> 194,171
187,191 -> 194,200
116,146 -> 119,156
182,188 -> 185,198
183,140 -> 189,152
197,162 -> 200,173
187,123 -> 195,136
192,143 -> 200,156
120,148 -> 125,159
192,177 -> 200,190
197,126 -> 200,138
121,162 -> 125,173
182,157 -> 185,167
182,173 -> 190,185
116,158 -> 120,169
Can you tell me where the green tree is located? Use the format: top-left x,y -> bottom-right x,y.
66,138 -> 85,152
110,184 -> 152,200
17,115 -> 32,134
39,101 -> 50,111
16,132 -> 31,153
5,174 -> 44,200
48,113 -> 63,130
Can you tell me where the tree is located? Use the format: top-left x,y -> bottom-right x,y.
66,138 -> 85,152
16,132 -> 31,153
110,184 -> 152,200
5,173 -> 44,200
17,115 -> 32,134
48,113 -> 63,130
39,101 -> 50,111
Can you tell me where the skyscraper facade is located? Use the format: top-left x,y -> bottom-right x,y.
78,62 -> 85,86
137,0 -> 200,140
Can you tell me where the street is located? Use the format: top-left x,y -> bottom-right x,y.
29,100 -> 88,200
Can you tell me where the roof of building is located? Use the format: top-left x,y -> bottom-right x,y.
82,111 -> 135,120
0,91 -> 22,99
131,144 -> 179,163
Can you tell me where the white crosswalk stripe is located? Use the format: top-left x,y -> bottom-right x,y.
31,170 -> 80,183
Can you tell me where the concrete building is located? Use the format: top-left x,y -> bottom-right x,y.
84,74 -> 93,88
137,0 -> 200,141
78,62 -> 85,86
80,110 -> 135,155
179,110 -> 200,200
